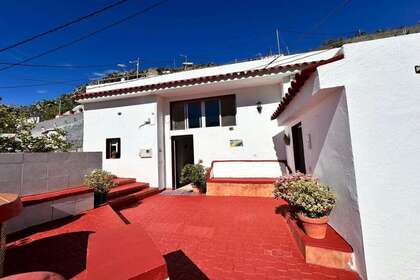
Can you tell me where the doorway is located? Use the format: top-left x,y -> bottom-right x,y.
171,135 -> 194,189
291,122 -> 306,173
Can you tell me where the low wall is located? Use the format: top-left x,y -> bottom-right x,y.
210,160 -> 289,178
207,181 -> 275,197
0,152 -> 101,195
0,152 -> 102,233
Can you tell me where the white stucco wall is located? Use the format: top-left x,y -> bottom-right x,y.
83,96 -> 161,187
278,77 -> 366,277
163,84 -> 287,188
327,34 -> 420,280
278,33 -> 420,279
211,161 -> 287,178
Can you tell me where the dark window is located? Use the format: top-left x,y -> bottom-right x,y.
205,99 -> 220,127
171,102 -> 185,130
220,95 -> 236,126
170,95 -> 236,130
106,138 -> 121,159
187,101 -> 202,128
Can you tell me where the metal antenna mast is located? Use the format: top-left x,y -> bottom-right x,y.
129,57 -> 140,78
276,28 -> 281,55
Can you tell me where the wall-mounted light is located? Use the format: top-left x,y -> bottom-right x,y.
256,101 -> 262,114
283,133 -> 291,145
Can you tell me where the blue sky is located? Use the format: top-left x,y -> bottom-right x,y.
0,0 -> 419,105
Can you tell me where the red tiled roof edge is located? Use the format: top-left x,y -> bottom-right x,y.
75,60 -> 333,101
270,54 -> 344,120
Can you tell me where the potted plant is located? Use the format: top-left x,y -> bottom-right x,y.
274,173 -> 336,239
84,169 -> 116,207
180,163 -> 207,193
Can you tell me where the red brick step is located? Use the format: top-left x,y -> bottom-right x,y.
109,188 -> 161,210
112,177 -> 136,186
107,182 -> 149,200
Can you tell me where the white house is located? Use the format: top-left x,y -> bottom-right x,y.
76,49 -> 340,189
77,33 -> 420,279
272,33 -> 420,279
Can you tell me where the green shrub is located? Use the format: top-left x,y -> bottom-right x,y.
274,173 -> 336,218
180,163 -> 207,192
84,169 -> 116,194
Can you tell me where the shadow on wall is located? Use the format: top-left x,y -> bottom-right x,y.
164,250 -> 209,280
308,91 -> 343,172
272,131 -> 287,161
4,231 -> 93,279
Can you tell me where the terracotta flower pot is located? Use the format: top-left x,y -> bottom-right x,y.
297,212 -> 329,239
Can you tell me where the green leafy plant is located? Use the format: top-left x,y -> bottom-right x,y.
84,169 -> 116,194
0,104 -> 72,153
180,163 -> 207,193
274,173 -> 336,218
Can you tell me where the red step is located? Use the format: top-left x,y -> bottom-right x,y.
107,182 -> 149,200
87,223 -> 168,280
112,178 -> 136,186
109,188 -> 161,209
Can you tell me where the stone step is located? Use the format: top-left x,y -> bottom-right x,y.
107,182 -> 149,200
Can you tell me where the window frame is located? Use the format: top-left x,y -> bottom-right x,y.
106,138 -> 121,159
170,94 -> 236,131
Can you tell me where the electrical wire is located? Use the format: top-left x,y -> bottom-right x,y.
263,0 -> 352,69
0,0 -> 131,54
0,0 -> 169,73
0,62 -> 121,69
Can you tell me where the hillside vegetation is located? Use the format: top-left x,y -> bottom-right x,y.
2,23 -> 419,121
320,23 -> 420,49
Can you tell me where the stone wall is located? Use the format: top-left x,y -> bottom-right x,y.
0,152 -> 101,195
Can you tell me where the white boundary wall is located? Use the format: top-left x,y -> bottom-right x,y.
211,161 -> 287,178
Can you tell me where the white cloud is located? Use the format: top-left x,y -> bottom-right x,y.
91,69 -> 117,77
36,89 -> 47,94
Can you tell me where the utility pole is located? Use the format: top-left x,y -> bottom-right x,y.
58,99 -> 62,116
129,57 -> 140,79
276,28 -> 281,55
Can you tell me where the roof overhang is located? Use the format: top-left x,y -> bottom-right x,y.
270,54 -> 345,120
75,59 -> 336,103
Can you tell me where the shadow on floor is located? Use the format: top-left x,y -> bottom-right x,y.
110,200 -> 143,212
164,250 -> 209,280
275,204 -> 290,217
4,231 -> 93,279
7,214 -> 85,243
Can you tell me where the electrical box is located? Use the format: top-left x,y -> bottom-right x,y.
139,148 -> 152,158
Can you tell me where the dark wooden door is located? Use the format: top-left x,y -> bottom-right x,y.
291,122 -> 306,173
171,135 -> 194,189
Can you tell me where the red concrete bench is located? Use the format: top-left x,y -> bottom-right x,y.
286,212 -> 354,270
20,186 -> 93,207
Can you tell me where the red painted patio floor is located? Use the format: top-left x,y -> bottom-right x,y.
119,195 -> 360,280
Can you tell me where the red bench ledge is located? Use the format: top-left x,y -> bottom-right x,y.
207,178 -> 277,184
286,214 -> 354,270
21,186 -> 93,207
